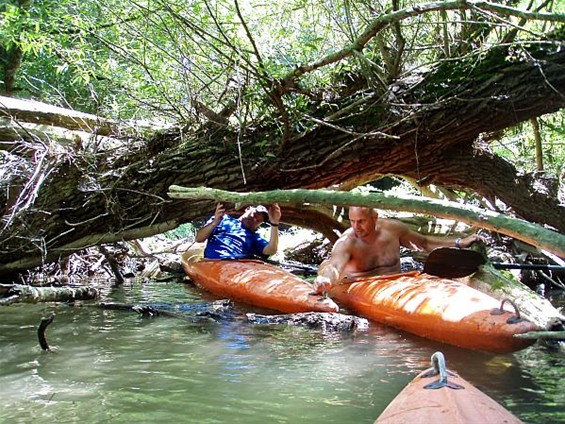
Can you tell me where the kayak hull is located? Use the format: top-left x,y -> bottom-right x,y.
181,249 -> 339,314
329,271 -> 538,353
375,366 -> 523,424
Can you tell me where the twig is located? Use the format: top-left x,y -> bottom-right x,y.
538,271 -> 565,291
38,313 -> 55,351
99,245 -> 125,285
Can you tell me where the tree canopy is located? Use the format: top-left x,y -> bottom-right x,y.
1,0 -> 564,277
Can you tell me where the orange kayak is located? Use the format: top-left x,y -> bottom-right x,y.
375,351 -> 523,423
181,248 -> 339,314
329,271 -> 539,353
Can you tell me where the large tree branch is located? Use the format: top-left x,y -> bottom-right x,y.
167,186 -> 565,258
407,148 -> 565,230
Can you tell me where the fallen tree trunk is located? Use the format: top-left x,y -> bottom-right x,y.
2,45 -> 564,277
168,186 -> 565,258
0,284 -> 98,305
246,311 -> 369,332
98,300 -> 369,331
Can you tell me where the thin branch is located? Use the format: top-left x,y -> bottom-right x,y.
299,112 -> 400,139
279,0 -> 565,84
234,0 -> 265,70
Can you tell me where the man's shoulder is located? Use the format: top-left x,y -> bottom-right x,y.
380,218 -> 410,235
338,229 -> 357,244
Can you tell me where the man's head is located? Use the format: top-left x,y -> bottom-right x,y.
240,205 -> 269,230
348,206 -> 378,238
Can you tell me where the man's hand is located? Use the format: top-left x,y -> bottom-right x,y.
313,275 -> 332,295
213,203 -> 226,222
268,203 -> 281,224
459,234 -> 484,248
195,203 -> 226,243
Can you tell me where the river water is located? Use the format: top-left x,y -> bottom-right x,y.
1,279 -> 563,424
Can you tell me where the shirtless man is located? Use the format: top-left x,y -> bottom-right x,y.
313,206 -> 481,294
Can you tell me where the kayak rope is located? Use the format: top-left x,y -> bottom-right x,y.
420,351 -> 464,390
490,298 -> 525,324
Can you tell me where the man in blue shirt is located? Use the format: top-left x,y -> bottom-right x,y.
195,203 -> 281,259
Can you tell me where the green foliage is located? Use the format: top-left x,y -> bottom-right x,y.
163,223 -> 196,240
491,111 -> 565,176
2,0 -> 562,144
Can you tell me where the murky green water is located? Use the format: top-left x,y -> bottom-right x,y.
1,281 -> 564,423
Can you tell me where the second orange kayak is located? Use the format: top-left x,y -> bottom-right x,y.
181,248 -> 339,314
329,271 -> 539,353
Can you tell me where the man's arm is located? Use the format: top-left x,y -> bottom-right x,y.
195,203 -> 225,243
399,222 -> 482,252
261,203 -> 282,256
313,237 -> 351,294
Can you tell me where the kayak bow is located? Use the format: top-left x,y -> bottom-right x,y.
375,351 -> 523,424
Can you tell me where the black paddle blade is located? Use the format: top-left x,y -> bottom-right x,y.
423,247 -> 487,278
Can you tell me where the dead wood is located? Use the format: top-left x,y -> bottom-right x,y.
0,284 -> 98,305
37,313 -> 55,351
98,300 -> 368,332
168,186 -> 565,258
246,312 -> 369,332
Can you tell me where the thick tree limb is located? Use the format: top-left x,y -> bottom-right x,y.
168,185 -> 565,258
0,285 -> 98,305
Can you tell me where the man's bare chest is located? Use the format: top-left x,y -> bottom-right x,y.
350,239 -> 399,268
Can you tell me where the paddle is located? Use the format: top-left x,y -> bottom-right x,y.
423,247 -> 565,279
259,257 -> 319,275
423,247 -> 487,278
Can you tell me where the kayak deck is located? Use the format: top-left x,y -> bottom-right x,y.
329,271 -> 539,353
181,248 -> 339,314
375,352 -> 523,423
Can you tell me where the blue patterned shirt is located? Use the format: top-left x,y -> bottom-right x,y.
203,215 -> 269,259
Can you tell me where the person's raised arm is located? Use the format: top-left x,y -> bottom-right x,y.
398,222 -> 482,252
313,237 -> 351,294
195,203 -> 225,243
261,203 -> 281,256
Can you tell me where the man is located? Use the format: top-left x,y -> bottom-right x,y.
195,202 -> 281,259
313,206 -> 481,294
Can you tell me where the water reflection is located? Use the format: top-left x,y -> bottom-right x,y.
0,280 -> 563,423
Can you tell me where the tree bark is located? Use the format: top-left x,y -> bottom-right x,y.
0,43 -> 564,277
